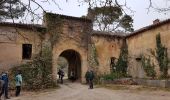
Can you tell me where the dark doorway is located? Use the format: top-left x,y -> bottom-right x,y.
110,57 -> 116,71
58,49 -> 81,81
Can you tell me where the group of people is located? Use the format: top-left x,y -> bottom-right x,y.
58,68 -> 95,89
0,70 -> 22,100
57,68 -> 77,83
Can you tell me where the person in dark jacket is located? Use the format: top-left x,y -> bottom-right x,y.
85,70 -> 90,84
0,71 -> 10,99
58,69 -> 64,84
85,69 -> 95,89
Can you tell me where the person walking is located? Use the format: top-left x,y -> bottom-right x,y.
57,69 -> 61,80
15,70 -> 22,97
85,69 -> 95,89
85,70 -> 90,84
0,71 -> 10,99
0,78 -> 4,100
58,69 -> 64,84
60,69 -> 64,84
89,69 -> 94,89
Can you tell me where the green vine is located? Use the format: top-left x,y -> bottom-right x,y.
88,43 -> 99,84
141,55 -> 156,78
115,40 -> 128,75
8,13 -> 61,90
45,13 -> 64,46
88,43 -> 99,67
9,45 -> 57,90
156,33 -> 169,78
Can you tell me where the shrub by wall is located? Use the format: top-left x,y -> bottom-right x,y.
9,46 -> 57,90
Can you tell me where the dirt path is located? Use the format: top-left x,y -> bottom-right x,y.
10,82 -> 170,100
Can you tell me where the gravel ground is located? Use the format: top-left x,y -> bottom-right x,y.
9,82 -> 170,100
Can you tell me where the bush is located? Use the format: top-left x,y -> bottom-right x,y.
156,33 -> 169,78
9,47 -> 57,90
141,56 -> 156,78
114,40 -> 128,74
102,72 -> 129,80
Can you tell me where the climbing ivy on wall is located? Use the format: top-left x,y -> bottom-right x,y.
45,13 -> 64,46
156,33 -> 169,78
8,12 -> 64,90
88,43 -> 99,67
141,55 -> 156,78
115,40 -> 128,75
9,45 -> 57,90
88,43 -> 100,84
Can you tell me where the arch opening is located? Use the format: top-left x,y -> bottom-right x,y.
58,49 -> 81,81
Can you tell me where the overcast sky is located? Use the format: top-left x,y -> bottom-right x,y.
29,0 -> 170,30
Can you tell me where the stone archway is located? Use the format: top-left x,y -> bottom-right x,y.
58,49 -> 81,81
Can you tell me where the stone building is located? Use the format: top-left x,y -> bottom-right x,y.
0,12 -> 170,83
91,31 -> 125,75
127,19 -> 170,78
43,13 -> 92,82
0,22 -> 45,70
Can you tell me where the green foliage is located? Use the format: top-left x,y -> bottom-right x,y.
92,6 -> 122,23
102,72 -> 128,80
45,13 -> 64,46
88,44 -> 99,83
88,6 -> 134,32
88,44 -> 99,67
156,33 -> 169,78
57,57 -> 68,69
0,0 -> 26,21
141,56 -> 156,78
115,40 -> 128,74
10,46 -> 57,90
120,15 -> 134,32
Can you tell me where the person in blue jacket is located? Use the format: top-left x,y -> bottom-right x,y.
0,71 -> 10,99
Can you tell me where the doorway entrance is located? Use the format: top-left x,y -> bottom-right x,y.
58,49 -> 81,81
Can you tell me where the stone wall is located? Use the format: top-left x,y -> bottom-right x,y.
133,79 -> 170,88
44,13 -> 92,83
127,23 -> 170,78
0,26 -> 43,71
91,35 -> 123,75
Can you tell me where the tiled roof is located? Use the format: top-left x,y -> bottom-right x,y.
45,12 -> 92,22
92,30 -> 126,38
0,22 -> 46,31
126,18 -> 170,38
0,22 -> 46,32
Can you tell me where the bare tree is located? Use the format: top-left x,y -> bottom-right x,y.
1,0 -> 169,23
0,0 -> 63,23
148,0 -> 170,13
81,0 -> 170,13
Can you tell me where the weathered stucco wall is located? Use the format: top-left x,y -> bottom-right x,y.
0,26 -> 42,71
91,35 -> 123,75
127,23 -> 170,78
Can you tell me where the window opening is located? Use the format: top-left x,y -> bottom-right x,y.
22,44 -> 32,59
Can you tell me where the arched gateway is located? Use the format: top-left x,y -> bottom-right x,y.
46,12 -> 92,83
59,49 -> 81,80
